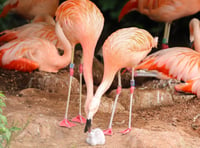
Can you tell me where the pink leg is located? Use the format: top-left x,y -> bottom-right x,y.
120,69 -> 135,134
71,63 -> 86,124
59,63 -> 76,128
103,71 -> 122,136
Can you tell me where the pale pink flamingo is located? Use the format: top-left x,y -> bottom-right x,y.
84,27 -> 158,135
0,22 -> 63,49
55,0 -> 104,128
136,18 -> 200,97
118,0 -> 200,49
0,22 -> 62,48
136,47 -> 200,97
0,0 -> 59,23
0,22 -> 71,72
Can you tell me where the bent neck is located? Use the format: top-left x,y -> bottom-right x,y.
55,22 -> 72,66
81,41 -> 97,103
94,65 -> 117,100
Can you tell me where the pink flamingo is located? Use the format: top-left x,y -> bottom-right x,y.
118,0 -> 200,49
0,0 -> 59,23
0,22 -> 62,49
189,18 -> 200,52
136,18 -> 200,98
84,27 -> 158,135
136,47 -> 200,97
0,22 -> 71,72
55,0 -> 104,128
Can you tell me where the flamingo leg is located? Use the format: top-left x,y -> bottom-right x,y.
120,68 -> 135,134
60,48 -> 76,128
103,71 -> 122,136
162,22 -> 171,49
71,57 -> 86,124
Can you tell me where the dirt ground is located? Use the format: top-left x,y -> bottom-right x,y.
1,67 -> 200,148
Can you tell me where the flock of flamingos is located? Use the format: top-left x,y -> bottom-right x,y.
0,0 -> 200,138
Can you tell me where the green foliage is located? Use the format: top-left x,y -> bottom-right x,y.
0,92 -> 21,148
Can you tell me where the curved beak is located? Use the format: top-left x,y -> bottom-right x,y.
118,1 -> 138,22
84,119 -> 92,133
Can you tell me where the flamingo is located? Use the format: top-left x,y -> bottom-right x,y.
0,22 -> 71,72
136,18 -> 200,98
0,22 -> 62,49
55,0 -> 104,128
189,18 -> 200,51
136,47 -> 200,97
84,27 -> 158,135
0,0 -> 59,23
118,0 -> 200,49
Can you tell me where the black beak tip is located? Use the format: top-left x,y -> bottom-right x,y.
84,119 -> 91,133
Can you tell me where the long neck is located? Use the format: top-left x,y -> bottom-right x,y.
190,19 -> 200,52
55,22 -> 72,66
94,65 -> 117,100
81,41 -> 97,104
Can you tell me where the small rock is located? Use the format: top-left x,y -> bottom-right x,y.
28,71 -> 80,95
98,96 -> 125,113
108,88 -> 174,110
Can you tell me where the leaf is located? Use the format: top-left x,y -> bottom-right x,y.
0,93 -> 5,98
4,129 -> 11,142
0,124 -> 7,134
0,114 -> 7,125
0,102 -> 6,107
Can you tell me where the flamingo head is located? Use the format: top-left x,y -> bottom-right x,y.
118,0 -> 138,22
84,96 -> 101,133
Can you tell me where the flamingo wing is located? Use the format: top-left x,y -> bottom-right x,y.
0,48 -> 39,72
0,38 -> 41,72
136,47 -> 200,82
0,22 -> 62,49
2,57 -> 39,72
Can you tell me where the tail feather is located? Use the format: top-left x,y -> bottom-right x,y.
0,0 -> 19,18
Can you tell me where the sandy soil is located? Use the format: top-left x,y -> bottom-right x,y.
1,68 -> 200,148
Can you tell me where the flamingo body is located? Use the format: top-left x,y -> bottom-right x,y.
0,37 -> 70,72
119,0 -> 200,49
136,47 -> 200,97
0,22 -> 62,49
0,0 -> 59,21
119,0 -> 200,22
85,27 -> 157,131
56,0 -> 104,115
